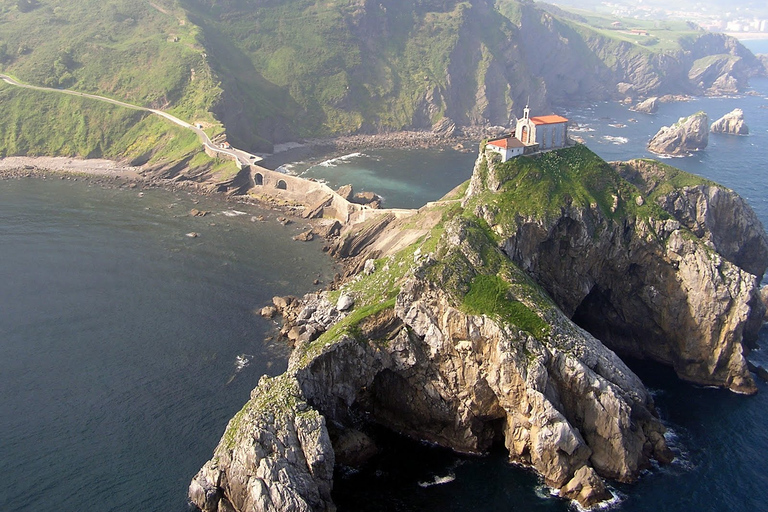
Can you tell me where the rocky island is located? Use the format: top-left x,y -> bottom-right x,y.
648,111 -> 709,155
631,97 -> 660,114
189,145 -> 768,512
711,108 -> 749,135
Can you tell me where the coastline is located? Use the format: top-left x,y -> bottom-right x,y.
264,129 -> 485,169
0,156 -> 143,179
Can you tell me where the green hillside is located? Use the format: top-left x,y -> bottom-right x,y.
0,0 -> 761,165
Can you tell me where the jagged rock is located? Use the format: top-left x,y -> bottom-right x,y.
350,191 -> 380,205
363,259 -> 376,275
560,466 -> 613,508
189,375 -> 335,512
648,111 -> 708,155
467,151 -> 764,394
632,97 -> 659,114
313,219 -> 342,239
302,197 -> 332,220
260,306 -> 278,318
759,54 -> 768,75
711,108 -> 749,135
336,294 -> 354,312
191,146 -> 767,512
272,295 -> 294,310
431,117 -> 458,136
186,232 -> 200,238
293,230 -> 315,242
336,184 -> 353,201
190,208 -> 210,217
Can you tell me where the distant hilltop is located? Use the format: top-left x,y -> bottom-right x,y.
0,0 -> 764,158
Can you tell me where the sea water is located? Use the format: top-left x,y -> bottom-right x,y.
0,179 -> 336,511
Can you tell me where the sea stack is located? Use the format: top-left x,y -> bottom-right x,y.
711,108 -> 749,135
648,111 -> 708,155
632,97 -> 659,114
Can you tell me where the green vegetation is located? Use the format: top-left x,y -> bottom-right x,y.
615,158 -> 718,201
0,0 -> 741,160
555,6 -> 702,52
463,274 -> 549,338
465,145 -> 658,231
222,373 -> 318,450
0,81 -> 220,166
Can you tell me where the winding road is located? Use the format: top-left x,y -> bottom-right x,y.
0,74 -> 261,167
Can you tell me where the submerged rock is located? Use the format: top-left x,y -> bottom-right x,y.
710,108 -> 749,135
648,111 -> 709,155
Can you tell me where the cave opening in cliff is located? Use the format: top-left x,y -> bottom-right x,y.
571,284 -> 648,359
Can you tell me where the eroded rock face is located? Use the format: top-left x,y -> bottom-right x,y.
465,154 -> 765,394
189,376 -> 335,512
632,97 -> 659,114
648,111 -> 709,155
711,108 -> 749,135
191,147 -> 767,512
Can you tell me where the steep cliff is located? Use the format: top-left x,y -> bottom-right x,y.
191,146 -> 767,512
648,111 -> 709,155
465,146 -> 766,393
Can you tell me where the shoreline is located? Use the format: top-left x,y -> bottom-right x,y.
262,129 -> 482,174
0,156 -> 349,268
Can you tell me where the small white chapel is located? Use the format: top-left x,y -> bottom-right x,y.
486,105 -> 569,162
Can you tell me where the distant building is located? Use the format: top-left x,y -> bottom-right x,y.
515,106 -> 569,150
484,106 -> 569,162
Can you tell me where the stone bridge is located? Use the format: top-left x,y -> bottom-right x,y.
246,165 -> 414,225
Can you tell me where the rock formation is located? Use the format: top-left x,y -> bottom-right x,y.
711,108 -> 749,135
190,146 -> 768,512
648,111 -> 709,155
632,97 -> 659,114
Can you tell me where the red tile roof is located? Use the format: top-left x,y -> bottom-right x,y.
487,136 -> 525,148
487,137 -> 510,148
530,115 -> 568,125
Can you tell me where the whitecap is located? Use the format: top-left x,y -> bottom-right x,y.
569,488 -> 625,511
534,483 -> 559,500
222,210 -> 247,217
417,473 -> 455,488
602,135 -> 628,144
317,152 -> 365,167
234,354 -> 254,372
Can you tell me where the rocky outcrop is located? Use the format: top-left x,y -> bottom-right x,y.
648,111 -> 709,155
711,108 -> 749,135
632,97 -> 659,114
463,148 -> 765,394
191,146 -> 767,512
189,375 -> 335,512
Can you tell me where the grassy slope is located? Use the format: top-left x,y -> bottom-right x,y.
0,0 -> 747,163
0,0 -> 224,166
301,147 -> 720,367
185,0 -> 473,135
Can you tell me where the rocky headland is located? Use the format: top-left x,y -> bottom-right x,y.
189,145 -> 768,511
648,111 -> 709,155
711,108 -> 750,135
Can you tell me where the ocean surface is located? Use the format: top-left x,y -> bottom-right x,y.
0,181 -> 337,511
2,40 -> 768,512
